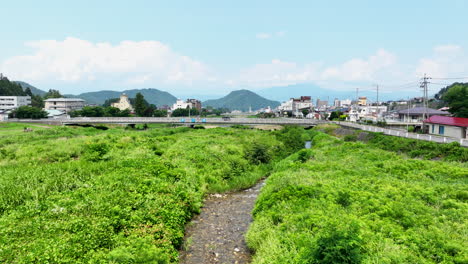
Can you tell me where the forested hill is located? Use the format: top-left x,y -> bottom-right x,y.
434,82 -> 468,117
0,77 -> 27,96
68,88 -> 178,106
203,89 -> 280,111
15,81 -> 47,96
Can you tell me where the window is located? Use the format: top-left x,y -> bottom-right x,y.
438,126 -> 444,135
432,125 -> 434,134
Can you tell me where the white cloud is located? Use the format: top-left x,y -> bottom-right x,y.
415,45 -> 466,78
235,49 -> 399,88
256,31 -> 286,39
275,31 -> 286,37
256,33 -> 271,39
1,37 -> 211,86
321,49 -> 397,81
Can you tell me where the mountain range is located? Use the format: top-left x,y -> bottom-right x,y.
66,88 -> 178,106
15,81 -> 47,96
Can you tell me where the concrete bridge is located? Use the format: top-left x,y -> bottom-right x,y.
9,117 -> 325,126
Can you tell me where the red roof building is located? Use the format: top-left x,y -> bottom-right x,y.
423,115 -> 468,139
424,115 -> 468,127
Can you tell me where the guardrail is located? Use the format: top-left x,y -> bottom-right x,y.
334,121 -> 468,147
9,117 -> 325,126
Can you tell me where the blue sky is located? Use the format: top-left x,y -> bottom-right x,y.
1,0 -> 467,97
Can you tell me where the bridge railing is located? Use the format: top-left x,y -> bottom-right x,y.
8,117 -> 325,125
334,121 -> 468,147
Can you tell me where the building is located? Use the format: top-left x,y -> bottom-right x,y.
111,94 -> 133,111
333,98 -> 341,107
44,98 -> 85,113
186,99 -> 202,112
347,105 -> 388,122
0,96 -> 31,111
172,99 -> 202,111
45,109 -> 67,119
358,96 -> 367,106
397,107 -> 450,122
278,96 -> 313,117
424,115 -> 468,139
0,110 -> 8,121
340,99 -> 352,107
316,99 -> 328,110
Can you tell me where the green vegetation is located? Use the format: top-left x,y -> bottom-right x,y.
0,77 -> 28,96
171,108 -> 200,117
434,82 -> 468,117
8,105 -> 48,119
316,124 -> 468,162
70,106 -> 131,117
247,132 -> 468,263
0,123 -> 285,263
442,83 -> 468,117
71,88 -> 178,106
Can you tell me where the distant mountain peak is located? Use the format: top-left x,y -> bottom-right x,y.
203,89 -> 280,111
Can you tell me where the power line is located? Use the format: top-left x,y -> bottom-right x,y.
431,76 -> 468,80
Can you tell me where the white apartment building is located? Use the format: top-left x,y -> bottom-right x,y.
0,96 -> 31,111
172,99 -> 196,110
340,99 -> 352,107
44,98 -> 85,113
348,105 -> 388,122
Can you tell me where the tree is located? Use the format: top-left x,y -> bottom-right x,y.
171,108 -> 199,117
24,87 -> 33,96
134,92 -> 146,116
31,94 -> 44,108
0,78 -> 26,96
80,106 -> 105,117
153,109 -> 167,117
329,111 -> 343,120
44,89 -> 63,99
442,83 -> 468,117
9,106 -> 47,119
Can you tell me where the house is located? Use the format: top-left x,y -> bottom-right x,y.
44,98 -> 85,113
0,96 -> 31,111
397,107 -> 450,122
424,115 -> 468,139
111,93 -> 133,111
172,98 -> 202,111
347,105 -> 387,122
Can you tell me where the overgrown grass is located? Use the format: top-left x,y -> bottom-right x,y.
0,123 -> 285,263
315,124 -> 468,162
247,132 -> 468,263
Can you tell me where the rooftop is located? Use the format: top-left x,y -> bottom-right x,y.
423,115 -> 468,127
397,107 -> 449,116
44,98 -> 85,102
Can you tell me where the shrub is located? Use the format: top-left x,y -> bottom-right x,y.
245,142 -> 271,164
310,222 -> 364,264
344,134 -> 357,142
82,142 -> 110,162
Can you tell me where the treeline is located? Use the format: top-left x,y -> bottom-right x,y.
0,77 -> 27,96
434,82 -> 467,117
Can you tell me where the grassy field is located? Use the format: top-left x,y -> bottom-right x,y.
0,123 -> 290,263
247,132 -> 468,263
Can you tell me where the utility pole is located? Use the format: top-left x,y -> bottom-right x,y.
376,84 -> 379,106
420,74 -> 431,121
